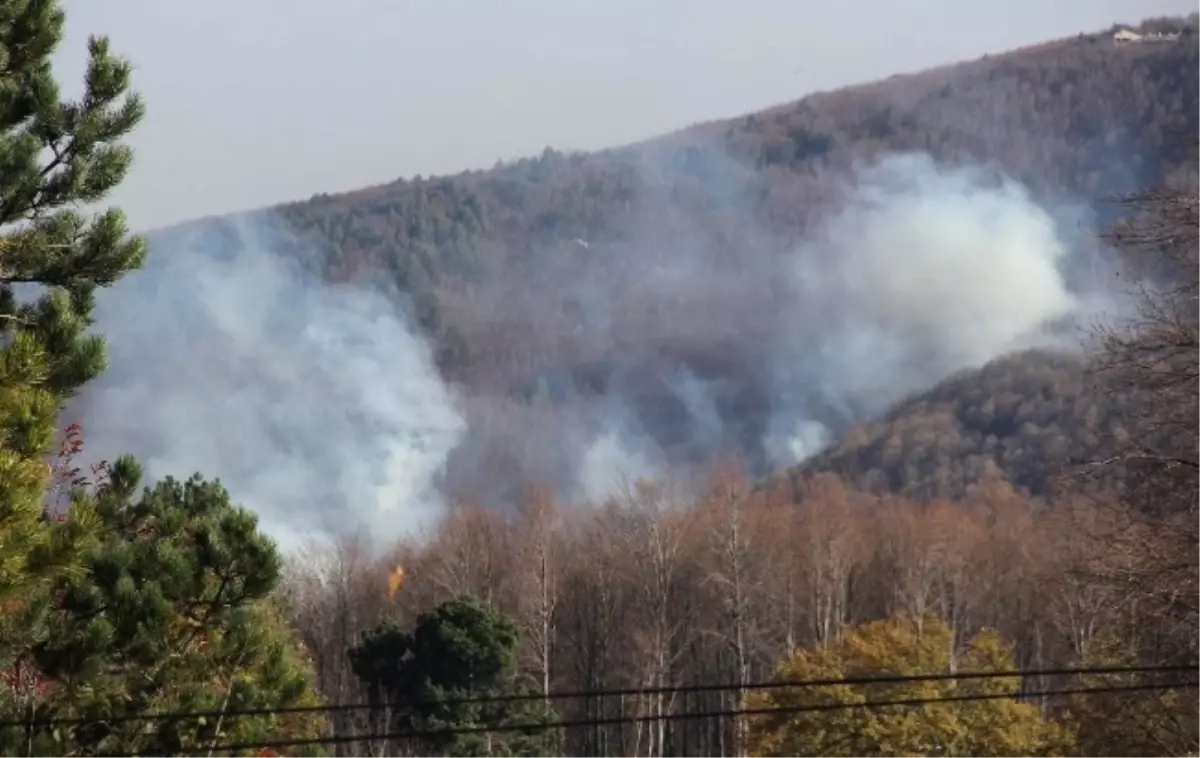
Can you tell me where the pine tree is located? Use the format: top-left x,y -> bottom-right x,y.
351,597 -> 562,757
0,0 -> 146,723
0,5 -> 325,754
6,461 -> 325,756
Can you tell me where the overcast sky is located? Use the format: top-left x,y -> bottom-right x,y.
58,0 -> 1195,231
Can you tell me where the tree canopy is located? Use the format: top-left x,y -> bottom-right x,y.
0,3 -> 326,755
743,616 -> 1073,757
0,0 -> 148,734
4,461 -> 324,756
350,597 -> 560,757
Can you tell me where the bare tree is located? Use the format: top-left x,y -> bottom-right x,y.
513,484 -> 562,702
277,534 -> 390,755
792,474 -> 866,648
697,461 -> 758,757
420,498 -> 516,607
1085,160 -> 1199,663
616,477 -> 696,758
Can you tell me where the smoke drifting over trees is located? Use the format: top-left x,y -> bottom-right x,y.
77,151 -> 1113,541
9,9 -> 1196,755
76,217 -> 466,546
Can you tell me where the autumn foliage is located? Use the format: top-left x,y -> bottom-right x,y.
1,5 -> 1195,756
282,462 -> 1197,756
743,616 -> 1072,756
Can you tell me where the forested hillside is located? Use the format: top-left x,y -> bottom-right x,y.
264,24 -> 1199,754
269,22 -> 1198,380
134,19 -> 1200,503
781,349 -> 1142,501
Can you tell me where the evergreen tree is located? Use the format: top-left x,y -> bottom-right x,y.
351,597 -> 561,757
3,460 -> 325,756
0,0 -> 146,730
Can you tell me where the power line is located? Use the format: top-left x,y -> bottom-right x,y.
193,679 -> 1198,757
4,662 -> 1195,729
4,663 -> 1192,730
22,665 -> 1200,728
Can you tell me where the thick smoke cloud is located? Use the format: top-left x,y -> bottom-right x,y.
76,151 -> 1104,545
78,217 -> 465,549
443,151 -> 1095,505
762,153 -> 1081,463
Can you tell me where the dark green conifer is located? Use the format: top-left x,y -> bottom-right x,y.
0,0 -> 146,706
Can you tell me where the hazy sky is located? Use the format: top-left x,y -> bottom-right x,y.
58,0 -> 1194,231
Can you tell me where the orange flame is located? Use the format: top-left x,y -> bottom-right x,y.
387,565 -> 405,599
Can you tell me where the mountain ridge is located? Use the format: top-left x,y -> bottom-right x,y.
149,17 -> 1195,237
99,16 -> 1199,511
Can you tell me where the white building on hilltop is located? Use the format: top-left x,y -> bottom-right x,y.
1114,27 -> 1182,44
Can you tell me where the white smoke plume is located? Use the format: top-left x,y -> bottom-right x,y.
485,150 -> 1098,494
77,215 -> 466,549
760,153 -> 1082,466
71,150 -> 1108,542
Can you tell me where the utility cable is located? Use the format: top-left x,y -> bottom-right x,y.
192,679 -> 1199,757
4,662 -> 1191,730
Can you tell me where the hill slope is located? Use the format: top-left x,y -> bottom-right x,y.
88,19 -> 1199,518
274,23 -> 1197,379
780,349 -> 1140,501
